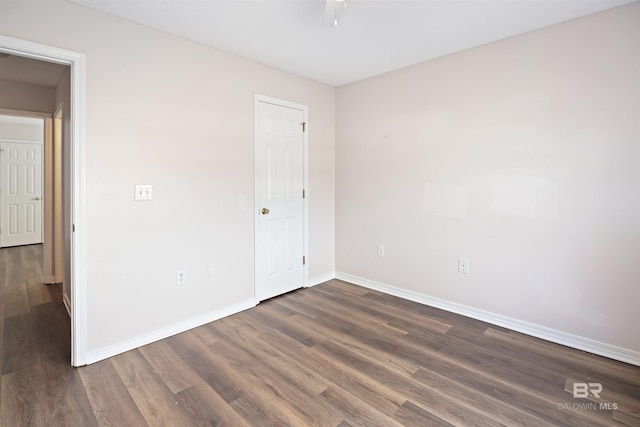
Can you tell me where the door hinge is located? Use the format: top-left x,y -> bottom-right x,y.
72,224 -> 75,232
301,122 -> 306,132
303,256 -> 306,265
302,189 -> 305,199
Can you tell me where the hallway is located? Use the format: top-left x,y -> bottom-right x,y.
0,245 -> 93,424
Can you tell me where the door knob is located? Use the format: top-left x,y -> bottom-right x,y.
261,208 -> 270,215
34,197 -> 41,201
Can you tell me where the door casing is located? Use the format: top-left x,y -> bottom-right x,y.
0,35 -> 87,366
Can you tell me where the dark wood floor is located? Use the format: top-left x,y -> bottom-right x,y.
1,245 -> 639,426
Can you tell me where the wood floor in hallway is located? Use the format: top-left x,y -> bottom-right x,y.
1,244 -> 639,426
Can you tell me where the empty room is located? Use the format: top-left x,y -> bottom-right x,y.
0,0 -> 638,425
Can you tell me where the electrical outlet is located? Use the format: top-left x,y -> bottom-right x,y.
377,245 -> 385,257
176,270 -> 186,285
207,263 -> 215,278
458,258 -> 469,274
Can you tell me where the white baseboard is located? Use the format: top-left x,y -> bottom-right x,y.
63,291 -> 71,317
306,272 -> 336,288
336,272 -> 640,367
85,298 -> 257,365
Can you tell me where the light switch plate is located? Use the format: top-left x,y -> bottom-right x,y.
134,184 -> 153,201
176,270 -> 186,285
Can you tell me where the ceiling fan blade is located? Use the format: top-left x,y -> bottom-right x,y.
322,0 -> 337,28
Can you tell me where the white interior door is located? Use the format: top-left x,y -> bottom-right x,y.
256,99 -> 306,301
0,142 -> 43,247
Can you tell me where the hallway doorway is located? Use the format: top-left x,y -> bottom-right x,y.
0,35 -> 87,366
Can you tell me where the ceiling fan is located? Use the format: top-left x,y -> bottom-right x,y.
323,0 -> 347,27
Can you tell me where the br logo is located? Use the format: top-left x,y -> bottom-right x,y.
573,382 -> 603,398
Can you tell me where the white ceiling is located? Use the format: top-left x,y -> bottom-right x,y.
69,0 -> 636,86
64,1 -> 640,86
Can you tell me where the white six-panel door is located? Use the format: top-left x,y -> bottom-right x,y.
256,100 -> 306,301
0,142 -> 43,247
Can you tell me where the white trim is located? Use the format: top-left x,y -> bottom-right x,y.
85,299 -> 257,365
254,94 -> 309,300
0,36 -> 87,367
336,272 -> 640,367
63,291 -> 71,317
0,138 -> 43,145
303,108 -> 309,289
0,109 -> 51,119
71,48 -> 87,368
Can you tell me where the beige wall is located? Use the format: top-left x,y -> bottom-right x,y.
1,0 -> 335,354
0,79 -> 55,112
0,115 -> 44,140
336,3 -> 640,353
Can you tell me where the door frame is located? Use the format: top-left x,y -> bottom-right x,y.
0,35 -> 87,366
52,104 -> 64,285
254,94 -> 309,301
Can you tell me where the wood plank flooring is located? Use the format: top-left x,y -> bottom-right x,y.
1,244 -> 639,426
